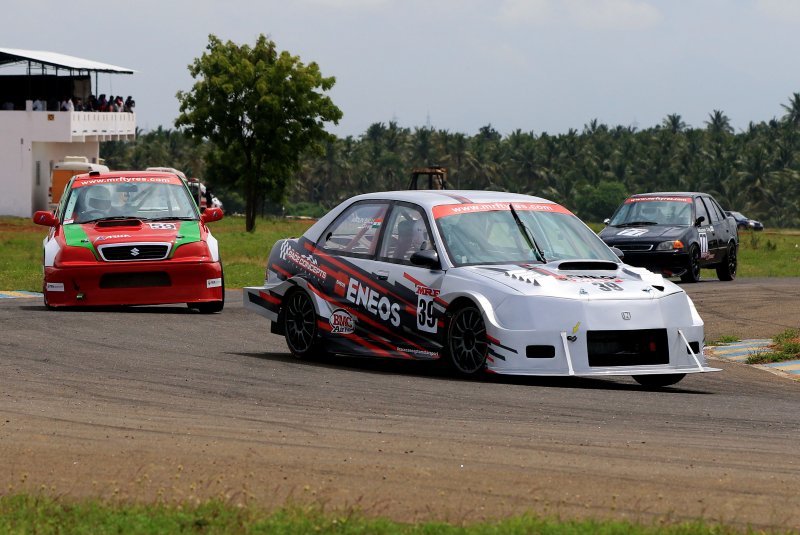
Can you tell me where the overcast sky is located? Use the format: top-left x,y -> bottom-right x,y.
5,0 -> 800,137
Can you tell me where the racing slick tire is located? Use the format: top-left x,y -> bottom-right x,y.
680,245 -> 701,283
715,243 -> 737,281
282,289 -> 328,359
445,304 -> 488,377
633,373 -> 686,388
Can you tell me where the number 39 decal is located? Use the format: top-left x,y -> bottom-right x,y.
417,295 -> 437,333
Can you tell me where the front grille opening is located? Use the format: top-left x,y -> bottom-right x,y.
526,345 -> 556,358
99,244 -> 170,261
616,244 -> 653,252
687,341 -> 700,354
99,272 -> 171,289
588,329 -> 669,367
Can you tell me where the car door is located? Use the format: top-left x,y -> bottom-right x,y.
693,195 -> 717,265
707,196 -> 737,252
700,195 -> 727,263
375,202 -> 446,357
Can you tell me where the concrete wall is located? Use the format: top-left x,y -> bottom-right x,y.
0,102 -> 135,217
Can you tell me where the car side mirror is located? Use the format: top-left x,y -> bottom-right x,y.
603,218 -> 610,226
33,210 -> 58,227
611,246 -> 624,259
410,249 -> 441,269
694,215 -> 705,227
201,207 -> 224,224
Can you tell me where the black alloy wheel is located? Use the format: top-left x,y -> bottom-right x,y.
680,245 -> 701,283
446,305 -> 488,376
716,243 -> 737,281
283,290 -> 320,358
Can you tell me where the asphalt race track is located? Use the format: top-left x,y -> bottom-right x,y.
1,278 -> 798,530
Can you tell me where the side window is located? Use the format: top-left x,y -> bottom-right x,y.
694,197 -> 710,227
706,197 -> 726,223
378,205 -> 432,264
319,201 -> 388,257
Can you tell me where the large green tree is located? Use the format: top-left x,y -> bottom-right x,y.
175,34 -> 343,231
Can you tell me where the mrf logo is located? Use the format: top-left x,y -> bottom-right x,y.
329,308 -> 356,334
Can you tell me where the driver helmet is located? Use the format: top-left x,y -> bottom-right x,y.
86,186 -> 111,211
410,218 -> 428,251
640,203 -> 659,220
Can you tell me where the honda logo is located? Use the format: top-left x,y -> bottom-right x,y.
621,312 -> 631,320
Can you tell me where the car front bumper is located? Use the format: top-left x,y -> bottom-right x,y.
484,293 -> 718,377
43,260 -> 223,307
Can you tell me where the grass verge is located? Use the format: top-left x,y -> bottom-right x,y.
0,494 -> 787,535
746,328 -> 800,364
2,217 -> 798,292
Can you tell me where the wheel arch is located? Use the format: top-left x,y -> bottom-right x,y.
441,291 -> 500,334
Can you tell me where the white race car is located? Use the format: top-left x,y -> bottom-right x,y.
244,190 -> 719,387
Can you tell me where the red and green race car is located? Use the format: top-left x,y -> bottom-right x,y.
33,170 -> 224,312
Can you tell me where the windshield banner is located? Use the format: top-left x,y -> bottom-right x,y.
624,196 -> 691,204
433,202 -> 572,219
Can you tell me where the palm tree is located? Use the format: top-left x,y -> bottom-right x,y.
662,114 -> 687,134
705,110 -> 733,136
780,92 -> 800,126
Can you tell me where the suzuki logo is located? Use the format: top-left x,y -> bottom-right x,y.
130,247 -> 140,257
621,312 -> 631,320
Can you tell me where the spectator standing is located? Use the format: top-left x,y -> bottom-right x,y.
124,95 -> 135,113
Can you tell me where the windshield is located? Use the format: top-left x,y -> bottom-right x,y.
434,203 -> 619,267
609,197 -> 692,226
62,179 -> 199,223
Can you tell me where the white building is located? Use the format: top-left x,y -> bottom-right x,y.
0,48 -> 136,217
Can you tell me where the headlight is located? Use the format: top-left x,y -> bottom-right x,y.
655,240 -> 685,251
55,245 -> 98,264
172,241 -> 210,260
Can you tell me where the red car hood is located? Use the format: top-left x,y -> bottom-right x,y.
61,219 -> 203,256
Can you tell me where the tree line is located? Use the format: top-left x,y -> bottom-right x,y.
102,94 -> 800,227
101,34 -> 800,229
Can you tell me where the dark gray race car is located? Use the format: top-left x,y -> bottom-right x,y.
599,192 -> 738,283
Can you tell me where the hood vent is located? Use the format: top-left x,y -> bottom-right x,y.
557,260 -> 619,271
96,219 -> 142,228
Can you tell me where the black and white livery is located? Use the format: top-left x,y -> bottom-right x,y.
244,190 -> 719,386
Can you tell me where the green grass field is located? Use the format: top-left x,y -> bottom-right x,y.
0,495 -> 784,535
3,216 -> 797,293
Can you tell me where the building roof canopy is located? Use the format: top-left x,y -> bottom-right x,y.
0,47 -> 135,74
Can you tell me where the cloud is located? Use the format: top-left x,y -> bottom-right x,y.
496,0 -> 553,25
565,0 -> 662,30
497,0 -> 662,30
295,0 -> 390,8
754,0 -> 800,22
